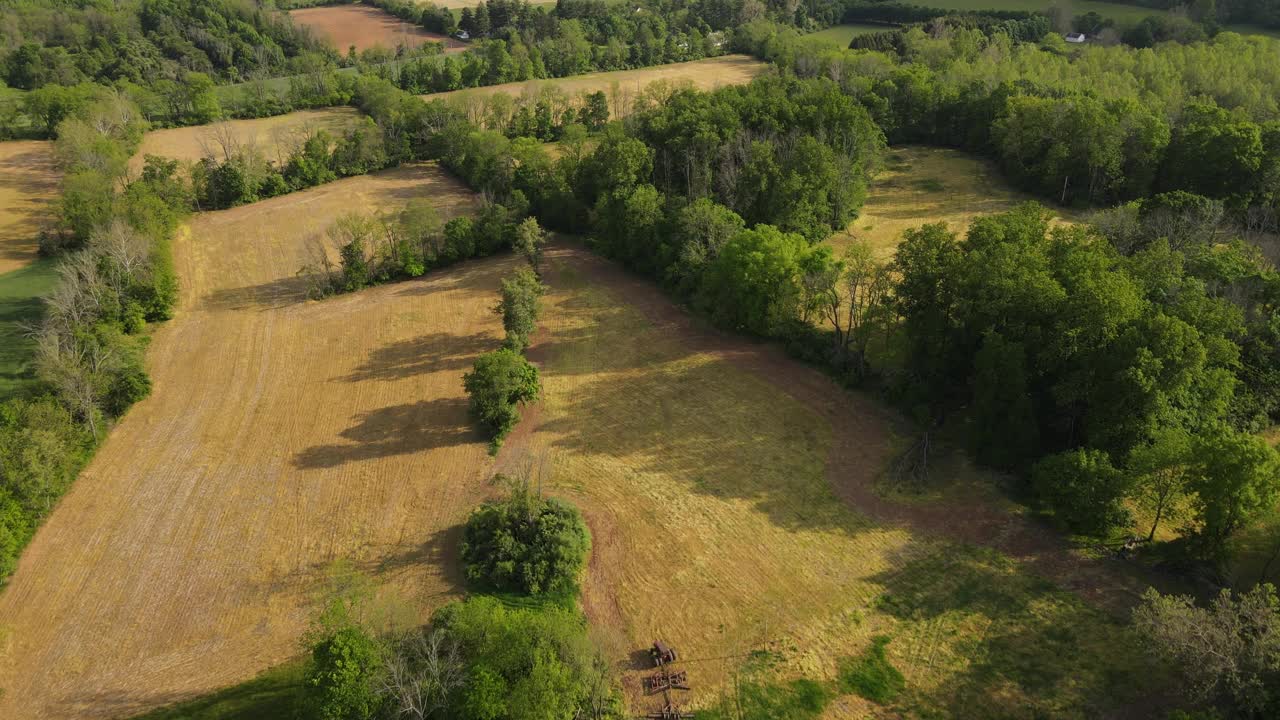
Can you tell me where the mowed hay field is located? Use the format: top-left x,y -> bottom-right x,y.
131,107 -> 364,169
0,140 -> 58,274
830,145 -> 1073,260
422,55 -> 768,118
500,246 -> 1152,717
290,5 -> 465,54
0,164 -> 496,719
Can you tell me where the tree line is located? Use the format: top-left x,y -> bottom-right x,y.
0,89 -> 187,580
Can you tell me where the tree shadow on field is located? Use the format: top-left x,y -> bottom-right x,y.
293,397 -> 477,469
342,331 -> 494,382
868,543 -> 1155,718
200,274 -> 312,311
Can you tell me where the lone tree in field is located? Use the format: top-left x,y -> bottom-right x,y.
460,475 -> 591,596
512,217 -> 546,274
496,267 -> 546,351
463,349 -> 540,448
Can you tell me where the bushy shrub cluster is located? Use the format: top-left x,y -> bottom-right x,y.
461,477 -> 591,597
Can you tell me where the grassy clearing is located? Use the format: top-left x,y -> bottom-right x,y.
829,145 -> 1074,261
0,258 -> 57,399
808,23 -> 894,47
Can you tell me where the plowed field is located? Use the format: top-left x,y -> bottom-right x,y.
0,164 -> 488,719
290,5 -> 465,54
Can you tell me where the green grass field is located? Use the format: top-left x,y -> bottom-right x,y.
808,23 -> 895,46
0,258 -> 57,400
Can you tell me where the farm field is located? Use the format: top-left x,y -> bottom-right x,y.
120,239 -> 1157,720
808,22 -> 894,46
421,55 -> 768,118
0,140 -> 58,274
131,108 -> 364,169
289,4 -> 465,54
0,164 -> 485,720
829,145 -> 1073,260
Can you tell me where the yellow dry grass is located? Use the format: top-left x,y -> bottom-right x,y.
515,248 -> 1143,717
830,145 -> 1076,260
0,164 -> 494,719
131,108 -> 365,171
0,140 -> 59,274
421,55 -> 769,119
290,5 -> 466,54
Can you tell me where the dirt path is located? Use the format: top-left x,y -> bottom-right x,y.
539,242 -> 1154,616
0,165 -> 501,719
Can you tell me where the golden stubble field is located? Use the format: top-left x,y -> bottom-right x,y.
0,164 -> 491,719
423,55 -> 768,120
290,5 -> 465,54
0,140 -> 58,274
131,108 -> 365,171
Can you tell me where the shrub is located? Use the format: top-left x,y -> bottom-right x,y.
461,477 -> 591,596
496,268 -> 546,351
462,349 -> 540,447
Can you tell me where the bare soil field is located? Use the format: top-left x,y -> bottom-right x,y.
0,140 -> 58,274
131,108 -> 365,171
290,5 -> 465,54
0,164 -> 489,719
830,145 -> 1075,260
422,55 -> 768,119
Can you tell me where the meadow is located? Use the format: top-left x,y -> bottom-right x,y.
827,145 -> 1074,261
808,22 -> 897,47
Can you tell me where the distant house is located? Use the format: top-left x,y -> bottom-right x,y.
455,30 -> 470,41
1065,32 -> 1087,43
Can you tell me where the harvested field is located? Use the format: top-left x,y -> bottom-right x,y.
0,164 -> 489,719
421,55 -> 768,120
0,140 -> 58,274
830,145 -> 1074,260
131,108 -> 364,170
501,245 -> 1156,717
289,5 -> 465,54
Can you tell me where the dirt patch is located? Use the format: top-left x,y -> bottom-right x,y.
131,108 -> 365,172
0,164 -> 492,719
290,5 -> 465,54
0,140 -> 59,274
422,55 -> 768,119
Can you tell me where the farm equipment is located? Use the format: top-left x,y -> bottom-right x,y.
643,668 -> 689,695
650,640 -> 678,666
